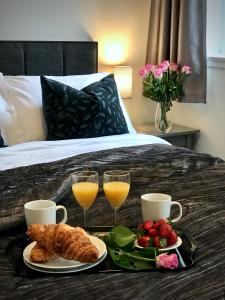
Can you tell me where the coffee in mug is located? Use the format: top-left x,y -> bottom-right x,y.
24,200 -> 67,226
141,193 -> 182,222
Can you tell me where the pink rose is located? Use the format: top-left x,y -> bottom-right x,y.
157,63 -> 168,72
169,62 -> 179,72
139,67 -> 149,77
162,60 -> 170,68
156,253 -> 178,269
153,68 -> 163,80
181,65 -> 191,74
145,63 -> 155,72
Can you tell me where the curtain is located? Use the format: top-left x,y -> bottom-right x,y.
146,0 -> 206,103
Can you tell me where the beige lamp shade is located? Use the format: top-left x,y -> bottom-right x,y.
113,66 -> 133,98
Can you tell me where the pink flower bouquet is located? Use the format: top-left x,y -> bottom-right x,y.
139,60 -> 191,132
139,60 -> 191,110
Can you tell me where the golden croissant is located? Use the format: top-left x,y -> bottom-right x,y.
27,224 -> 99,263
30,243 -> 59,262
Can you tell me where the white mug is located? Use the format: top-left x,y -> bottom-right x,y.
24,200 -> 67,226
141,193 -> 182,222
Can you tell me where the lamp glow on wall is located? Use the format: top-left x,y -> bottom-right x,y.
113,66 -> 133,99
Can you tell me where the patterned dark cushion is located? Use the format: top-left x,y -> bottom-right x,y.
0,133 -> 5,147
41,74 -> 129,140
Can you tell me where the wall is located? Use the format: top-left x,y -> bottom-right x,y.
170,63 -> 225,159
0,0 -> 155,125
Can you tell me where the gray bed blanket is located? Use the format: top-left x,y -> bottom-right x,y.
0,144 -> 225,299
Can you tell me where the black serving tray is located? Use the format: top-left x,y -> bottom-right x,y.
6,226 -> 197,277
87,226 -> 197,272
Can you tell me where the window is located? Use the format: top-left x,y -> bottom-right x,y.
207,0 -> 225,57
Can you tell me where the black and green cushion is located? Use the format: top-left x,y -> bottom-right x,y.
41,74 -> 129,140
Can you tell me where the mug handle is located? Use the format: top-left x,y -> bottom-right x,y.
170,201 -> 182,223
56,205 -> 67,224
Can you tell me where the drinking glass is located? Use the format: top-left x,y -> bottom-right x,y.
103,170 -> 130,225
72,171 -> 99,227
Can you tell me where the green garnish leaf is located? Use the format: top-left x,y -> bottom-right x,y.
102,226 -> 160,271
111,225 -> 136,248
133,261 -> 154,270
140,247 -> 158,258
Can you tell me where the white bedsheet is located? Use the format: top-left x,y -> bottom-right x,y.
0,133 -> 169,171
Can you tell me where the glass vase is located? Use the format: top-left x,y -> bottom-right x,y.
154,102 -> 172,133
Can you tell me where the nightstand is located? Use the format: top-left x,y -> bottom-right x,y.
135,124 -> 200,149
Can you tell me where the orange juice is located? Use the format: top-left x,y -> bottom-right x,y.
72,182 -> 98,209
103,181 -> 130,209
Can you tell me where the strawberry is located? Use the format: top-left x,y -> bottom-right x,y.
148,228 -> 158,237
153,236 -> 160,247
137,236 -> 150,247
143,220 -> 154,231
153,218 -> 167,229
167,230 -> 177,246
153,236 -> 167,248
159,223 -> 172,238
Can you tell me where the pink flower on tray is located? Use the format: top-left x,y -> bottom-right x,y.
169,62 -> 179,72
153,68 -> 163,80
156,253 -> 179,269
181,65 -> 191,74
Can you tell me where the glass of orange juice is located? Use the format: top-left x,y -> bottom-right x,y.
72,171 -> 98,227
103,170 -> 130,225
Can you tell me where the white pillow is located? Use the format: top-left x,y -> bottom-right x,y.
0,72 -> 136,145
0,93 -> 23,145
0,74 -> 45,145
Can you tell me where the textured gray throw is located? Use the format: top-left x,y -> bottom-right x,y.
0,144 -> 225,299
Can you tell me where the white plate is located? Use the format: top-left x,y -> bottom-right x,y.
135,236 -> 182,252
24,251 -> 108,274
23,236 -> 107,273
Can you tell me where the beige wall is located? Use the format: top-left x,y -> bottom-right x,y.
0,0 -> 155,125
170,64 -> 225,159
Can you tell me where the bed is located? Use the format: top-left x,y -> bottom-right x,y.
0,41 -> 225,300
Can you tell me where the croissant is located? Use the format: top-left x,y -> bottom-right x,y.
30,243 -> 59,262
27,224 -> 99,263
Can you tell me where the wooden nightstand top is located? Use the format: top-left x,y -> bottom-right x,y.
135,124 -> 200,138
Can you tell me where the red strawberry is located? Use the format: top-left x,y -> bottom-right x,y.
148,228 -> 158,237
153,218 -> 167,229
159,223 -> 173,238
153,236 -> 167,248
143,220 -> 154,231
153,236 -> 160,247
137,236 -> 150,247
167,230 -> 177,246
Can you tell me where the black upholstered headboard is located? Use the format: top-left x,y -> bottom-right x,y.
0,41 -> 98,75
